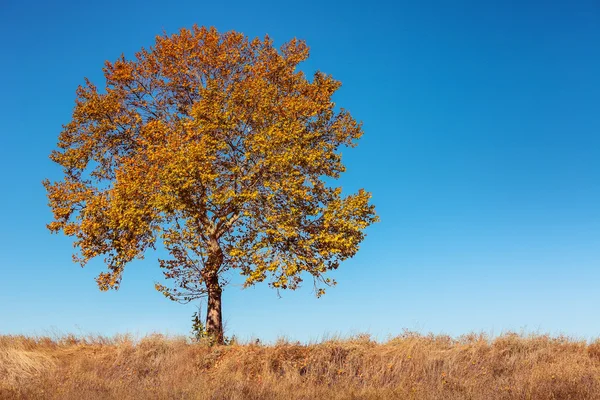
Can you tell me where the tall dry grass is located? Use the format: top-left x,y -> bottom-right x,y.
2,331 -> 600,399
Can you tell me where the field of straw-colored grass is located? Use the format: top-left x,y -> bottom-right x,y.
2,331 -> 600,399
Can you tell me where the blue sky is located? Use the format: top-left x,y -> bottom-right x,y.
1,0 -> 599,342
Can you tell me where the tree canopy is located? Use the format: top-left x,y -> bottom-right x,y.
44,25 -> 377,342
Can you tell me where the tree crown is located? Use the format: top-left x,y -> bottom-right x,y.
45,25 -> 377,301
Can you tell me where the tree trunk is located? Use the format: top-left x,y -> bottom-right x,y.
205,275 -> 224,344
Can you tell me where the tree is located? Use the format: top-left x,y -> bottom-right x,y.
44,25 -> 378,344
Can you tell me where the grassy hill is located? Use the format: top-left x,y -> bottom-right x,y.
2,332 -> 600,399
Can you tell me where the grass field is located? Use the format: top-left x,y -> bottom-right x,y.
2,331 -> 600,399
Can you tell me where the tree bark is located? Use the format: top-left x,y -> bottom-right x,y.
205,274 -> 224,344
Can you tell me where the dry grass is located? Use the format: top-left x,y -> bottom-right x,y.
2,331 -> 600,399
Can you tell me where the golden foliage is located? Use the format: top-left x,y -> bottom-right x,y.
44,25 -> 377,301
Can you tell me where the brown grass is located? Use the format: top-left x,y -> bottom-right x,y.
1,331 -> 600,399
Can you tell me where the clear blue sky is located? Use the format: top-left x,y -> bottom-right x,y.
1,0 -> 599,342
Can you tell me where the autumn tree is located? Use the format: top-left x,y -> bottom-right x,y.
44,26 -> 377,344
